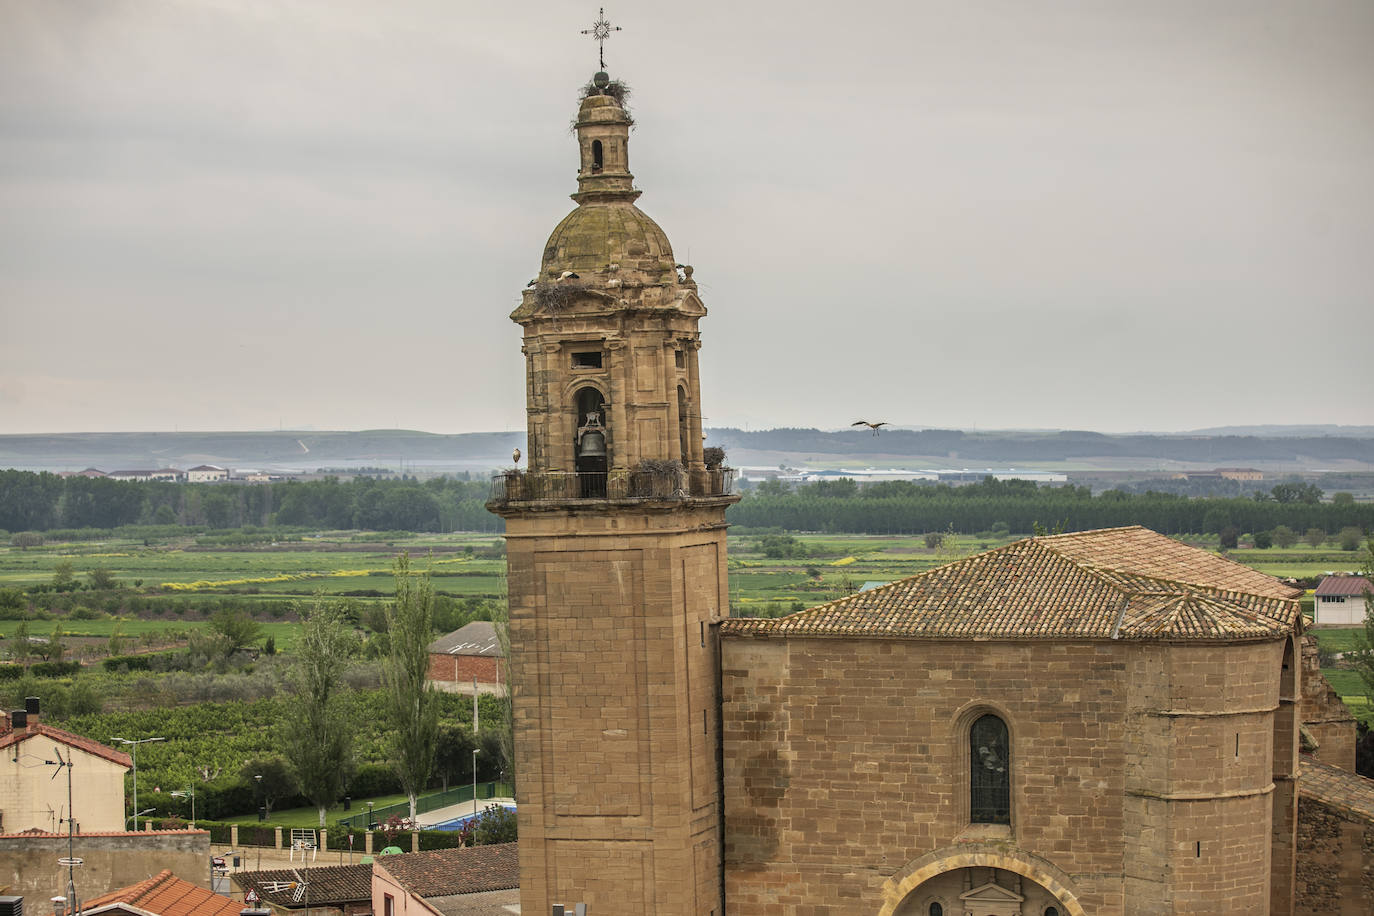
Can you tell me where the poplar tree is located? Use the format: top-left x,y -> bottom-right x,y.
286,599 -> 357,827
384,553 -> 440,822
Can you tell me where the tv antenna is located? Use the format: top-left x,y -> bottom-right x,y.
46,747 -> 84,916
581,8 -> 622,71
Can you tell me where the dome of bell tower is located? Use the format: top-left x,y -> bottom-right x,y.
536,77 -> 676,284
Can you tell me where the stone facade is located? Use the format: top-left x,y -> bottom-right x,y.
1294,759 -> 1374,914
490,70 -> 736,916
0,830 -> 210,898
721,635 -> 1292,915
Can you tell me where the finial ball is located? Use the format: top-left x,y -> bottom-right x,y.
593,71 -> 610,90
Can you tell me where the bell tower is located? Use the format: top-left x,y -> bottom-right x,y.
489,65 -> 737,916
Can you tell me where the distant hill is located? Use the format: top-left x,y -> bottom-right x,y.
1181,424 -> 1374,438
0,430 -> 523,473
2,427 -> 1372,474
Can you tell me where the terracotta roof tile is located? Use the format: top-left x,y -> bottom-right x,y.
0,723 -> 133,768
721,526 -> 1301,641
1300,758 -> 1374,824
234,864 -> 373,907
378,844 -> 519,897
60,870 -> 241,916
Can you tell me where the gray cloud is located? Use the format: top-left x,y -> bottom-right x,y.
1,1 -> 1370,434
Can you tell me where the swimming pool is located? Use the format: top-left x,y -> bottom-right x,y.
430,803 -> 516,832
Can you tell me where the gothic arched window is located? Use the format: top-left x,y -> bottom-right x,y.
970,713 -> 1010,824
928,903 -> 943,916
592,139 -> 604,171
1044,908 -> 1060,916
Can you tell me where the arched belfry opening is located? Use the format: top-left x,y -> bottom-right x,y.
591,139 -> 604,171
574,386 -> 607,496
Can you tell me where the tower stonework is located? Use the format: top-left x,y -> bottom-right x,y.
489,74 -> 736,916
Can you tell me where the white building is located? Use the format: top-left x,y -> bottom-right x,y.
1312,574 -> 1371,626
186,464 -> 229,483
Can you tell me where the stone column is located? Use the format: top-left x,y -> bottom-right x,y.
274,826 -> 282,850
365,831 -> 373,855
230,824 -> 238,848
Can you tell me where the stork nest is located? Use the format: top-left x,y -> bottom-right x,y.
533,283 -> 580,311
576,78 -> 634,126
703,447 -> 726,470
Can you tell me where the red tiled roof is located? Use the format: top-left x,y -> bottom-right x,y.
722,526 -> 1302,641
234,864 -> 373,907
58,870 -> 241,916
0,723 -> 133,768
1314,575 -> 1372,597
378,844 -> 519,897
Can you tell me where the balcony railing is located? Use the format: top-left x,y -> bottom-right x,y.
489,467 -> 736,504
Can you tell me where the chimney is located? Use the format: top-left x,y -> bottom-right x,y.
9,710 -> 26,731
24,696 -> 39,722
51,899 -> 65,916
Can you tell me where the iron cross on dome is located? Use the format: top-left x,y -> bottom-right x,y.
581,8 -> 622,71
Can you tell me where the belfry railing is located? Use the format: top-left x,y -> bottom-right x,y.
489,468 -> 736,504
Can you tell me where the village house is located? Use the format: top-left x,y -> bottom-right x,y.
0,699 -> 130,834
426,622 -> 503,694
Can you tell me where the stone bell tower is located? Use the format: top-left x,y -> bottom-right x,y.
488,67 -> 737,916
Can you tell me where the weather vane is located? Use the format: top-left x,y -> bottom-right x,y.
581,8 -> 621,71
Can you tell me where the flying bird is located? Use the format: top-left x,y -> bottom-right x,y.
852,420 -> 888,436
512,447 -> 522,466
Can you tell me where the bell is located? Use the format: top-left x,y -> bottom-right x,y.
578,428 -> 607,458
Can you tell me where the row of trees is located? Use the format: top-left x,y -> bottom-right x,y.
286,555 -> 507,826
0,470 -> 498,533
728,477 -> 1374,536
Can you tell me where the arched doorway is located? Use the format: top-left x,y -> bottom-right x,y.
880,845 -> 1085,916
891,867 -> 1067,916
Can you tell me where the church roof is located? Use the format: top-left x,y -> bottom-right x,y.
1299,758 -> 1374,825
721,526 -> 1301,641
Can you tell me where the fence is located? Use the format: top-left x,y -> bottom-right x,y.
490,468 -> 736,503
335,781 -> 511,831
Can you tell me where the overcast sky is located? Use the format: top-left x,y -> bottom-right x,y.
2,1 -> 1371,435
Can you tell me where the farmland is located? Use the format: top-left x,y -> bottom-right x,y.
2,524 -> 1370,815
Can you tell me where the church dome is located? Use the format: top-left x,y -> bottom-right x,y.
540,202 -> 676,279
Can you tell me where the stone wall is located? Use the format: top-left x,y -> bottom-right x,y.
1295,795 -> 1374,914
721,635 -> 1288,916
503,503 -> 731,916
0,830 -> 209,898
1300,635 -> 1357,771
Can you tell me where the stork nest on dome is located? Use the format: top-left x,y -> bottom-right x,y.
533,282 -> 581,311
578,76 -> 634,124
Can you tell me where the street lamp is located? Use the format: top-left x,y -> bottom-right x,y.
125,807 -> 154,828
472,748 -> 480,822
113,736 -> 164,831
171,786 -> 196,826
254,775 -> 263,871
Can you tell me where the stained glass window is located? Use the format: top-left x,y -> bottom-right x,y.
970,713 -> 1010,824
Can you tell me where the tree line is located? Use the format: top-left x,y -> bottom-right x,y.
0,470 -> 499,533
726,477 -> 1374,537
